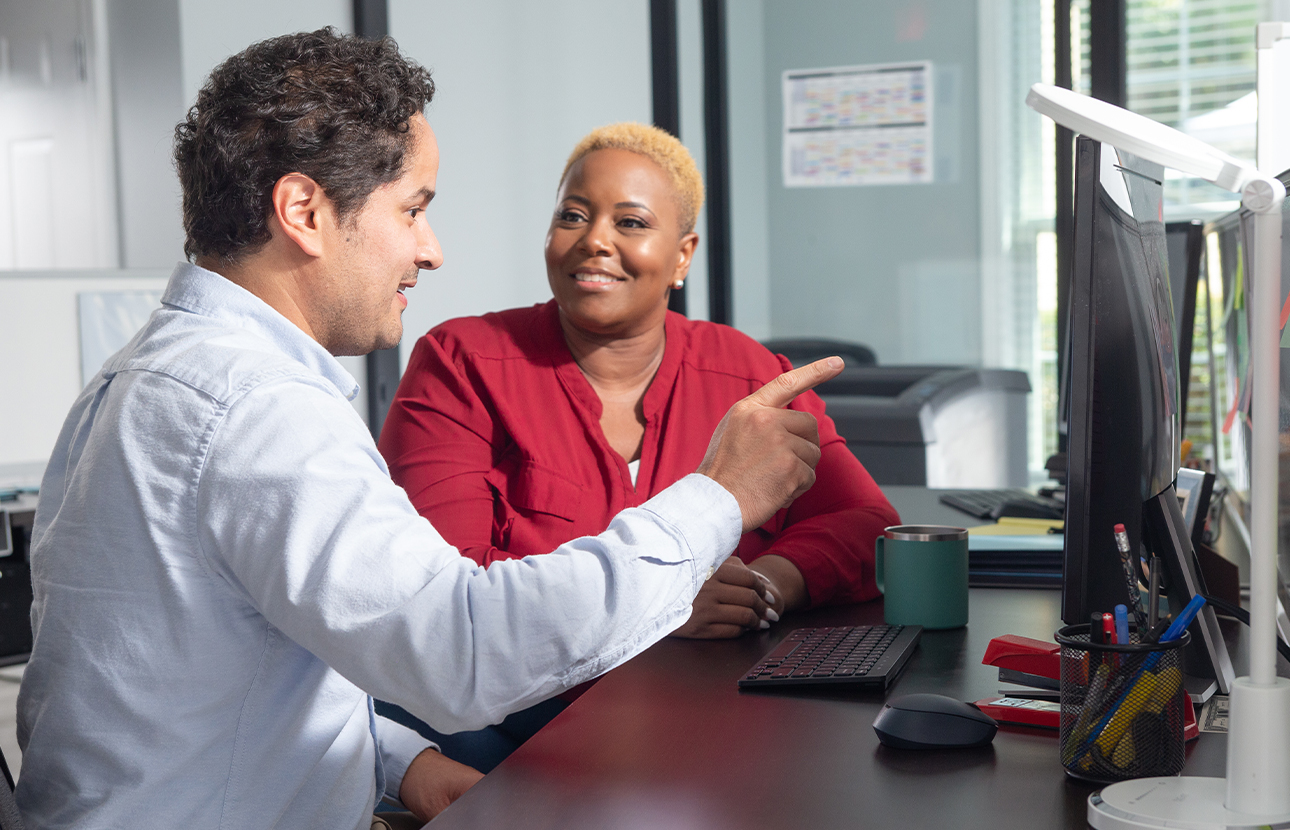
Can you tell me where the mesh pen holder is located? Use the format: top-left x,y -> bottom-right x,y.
1055,623 -> 1190,783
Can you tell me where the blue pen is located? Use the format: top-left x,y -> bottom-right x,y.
1114,604 -> 1130,645
1160,595 -> 1206,643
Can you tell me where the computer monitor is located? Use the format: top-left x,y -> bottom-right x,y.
1205,169 -> 1290,648
1164,220 -> 1204,412
1205,206 -> 1251,498
1062,136 -> 1233,697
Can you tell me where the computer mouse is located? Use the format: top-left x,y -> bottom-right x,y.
990,498 -> 1064,521
872,693 -> 998,749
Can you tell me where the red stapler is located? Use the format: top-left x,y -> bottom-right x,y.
982,634 -> 1061,691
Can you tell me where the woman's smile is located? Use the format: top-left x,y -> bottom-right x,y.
571,268 -> 627,290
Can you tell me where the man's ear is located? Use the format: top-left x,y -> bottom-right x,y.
270,173 -> 331,258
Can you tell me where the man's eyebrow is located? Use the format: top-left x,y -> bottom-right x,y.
411,187 -> 435,203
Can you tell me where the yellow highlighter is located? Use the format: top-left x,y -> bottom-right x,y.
1093,669 -> 1159,757
1146,666 -> 1183,712
1112,731 -> 1136,768
1107,666 -> 1183,768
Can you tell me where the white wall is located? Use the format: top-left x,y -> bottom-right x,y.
726,1 -> 771,338
107,0 -> 186,268
0,270 -> 170,467
388,0 -> 653,360
676,0 -> 710,322
178,0 -> 352,110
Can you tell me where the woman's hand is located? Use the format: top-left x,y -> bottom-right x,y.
671,557 -> 779,639
747,554 -> 808,617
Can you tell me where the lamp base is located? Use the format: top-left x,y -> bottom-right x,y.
1089,778 -> 1290,829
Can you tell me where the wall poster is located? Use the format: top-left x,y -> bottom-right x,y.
782,61 -> 933,187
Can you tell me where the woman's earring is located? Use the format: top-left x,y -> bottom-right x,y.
673,280 -> 685,289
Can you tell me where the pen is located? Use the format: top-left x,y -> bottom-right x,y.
1160,595 -> 1206,643
1103,612 -> 1116,645
1063,662 -> 1113,764
1114,604 -> 1130,645
1113,523 -> 1148,631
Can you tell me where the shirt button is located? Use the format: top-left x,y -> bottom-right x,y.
705,566 -> 715,580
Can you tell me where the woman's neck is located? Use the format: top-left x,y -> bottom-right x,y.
559,313 -> 667,396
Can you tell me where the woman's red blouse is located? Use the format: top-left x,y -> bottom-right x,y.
378,301 -> 899,607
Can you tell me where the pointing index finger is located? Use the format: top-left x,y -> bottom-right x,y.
746,356 -> 844,409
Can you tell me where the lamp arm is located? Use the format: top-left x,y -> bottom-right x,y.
1244,176 -> 1284,689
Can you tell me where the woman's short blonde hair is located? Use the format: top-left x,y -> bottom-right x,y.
560,122 -> 705,235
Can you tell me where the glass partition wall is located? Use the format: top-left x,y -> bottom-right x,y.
709,0 -> 1279,481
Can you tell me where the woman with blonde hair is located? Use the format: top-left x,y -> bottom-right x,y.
377,122 -> 898,768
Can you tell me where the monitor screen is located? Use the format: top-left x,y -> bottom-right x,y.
1164,220 -> 1203,412
1205,207 -> 1251,497
1063,136 -> 1179,623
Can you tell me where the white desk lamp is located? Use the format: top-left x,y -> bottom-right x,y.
1027,82 -> 1290,829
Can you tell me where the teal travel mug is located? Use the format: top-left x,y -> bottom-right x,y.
875,525 -> 969,630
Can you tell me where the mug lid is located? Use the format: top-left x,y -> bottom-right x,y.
883,524 -> 968,541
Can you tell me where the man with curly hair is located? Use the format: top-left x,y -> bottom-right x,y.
14,27 -> 840,830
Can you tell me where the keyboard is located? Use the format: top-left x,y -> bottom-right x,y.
737,624 -> 922,691
939,488 -> 1064,521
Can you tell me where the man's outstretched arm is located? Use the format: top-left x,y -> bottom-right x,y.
197,360 -> 843,734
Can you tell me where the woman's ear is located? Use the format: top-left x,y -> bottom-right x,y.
269,172 -> 330,258
674,232 -> 699,283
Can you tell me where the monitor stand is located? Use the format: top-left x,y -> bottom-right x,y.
1184,675 -> 1218,705
1143,487 -> 1235,696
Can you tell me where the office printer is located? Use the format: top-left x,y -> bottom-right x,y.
815,365 -> 1030,487
0,495 -> 36,666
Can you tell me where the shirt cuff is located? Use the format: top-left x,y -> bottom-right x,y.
642,473 -> 743,584
375,715 -> 438,806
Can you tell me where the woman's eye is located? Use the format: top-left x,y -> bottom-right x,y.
558,209 -> 586,222
619,216 -> 647,229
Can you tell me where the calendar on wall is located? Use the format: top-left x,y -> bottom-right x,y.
782,61 -> 933,187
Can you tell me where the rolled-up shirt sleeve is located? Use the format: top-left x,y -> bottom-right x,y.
195,377 -> 742,732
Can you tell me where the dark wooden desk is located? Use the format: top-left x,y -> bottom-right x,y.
429,589 -> 1228,829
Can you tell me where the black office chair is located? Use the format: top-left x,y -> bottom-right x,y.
759,338 -> 877,368
0,746 -> 23,830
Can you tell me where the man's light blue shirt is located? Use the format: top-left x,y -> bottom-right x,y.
16,263 -> 741,829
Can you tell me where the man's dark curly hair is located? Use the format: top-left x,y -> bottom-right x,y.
174,28 -> 435,263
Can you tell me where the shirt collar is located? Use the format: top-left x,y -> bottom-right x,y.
161,261 -> 361,401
